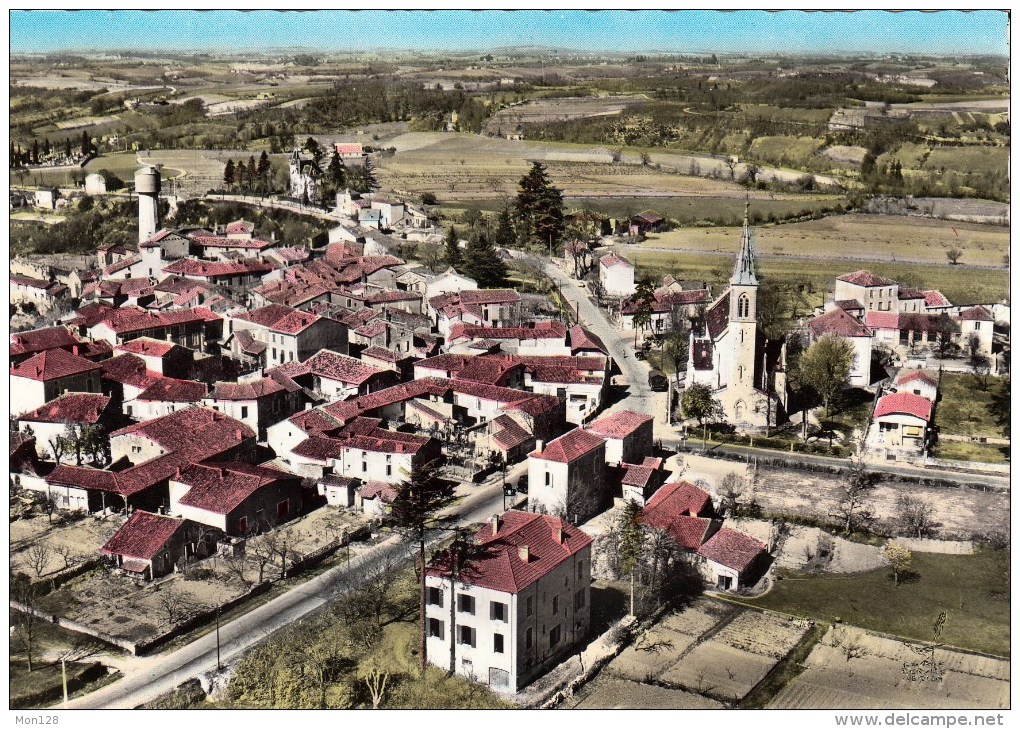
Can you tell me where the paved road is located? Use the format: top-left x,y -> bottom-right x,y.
64,483 -> 522,709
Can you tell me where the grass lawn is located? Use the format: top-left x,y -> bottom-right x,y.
820,388 -> 876,438
733,549 -> 1010,657
10,659 -> 105,708
934,373 -> 1008,439
933,441 -> 1009,465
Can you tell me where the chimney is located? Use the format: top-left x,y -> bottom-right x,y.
491,515 -> 499,536
235,428 -> 242,439
518,544 -> 529,562
554,525 -> 564,544
535,439 -> 544,453
175,467 -> 181,479
72,345 -> 79,356
220,467 -> 227,478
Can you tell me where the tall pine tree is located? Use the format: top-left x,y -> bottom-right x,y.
443,225 -> 462,269
492,203 -> 516,250
515,161 -> 564,253
462,232 -> 508,289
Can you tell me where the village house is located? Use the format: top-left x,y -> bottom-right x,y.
100,511 -> 197,581
169,461 -> 307,537
424,268 -> 479,300
203,377 -> 304,442
629,210 -> 665,236
268,348 -> 395,400
424,510 -> 592,693
129,377 -> 209,421
620,287 -> 711,333
227,304 -> 348,368
162,258 -> 276,288
527,428 -> 609,524
10,348 -> 104,414
584,409 -> 654,466
834,270 -> 900,313
428,289 -> 522,337
85,306 -> 223,351
617,458 -> 668,505
807,308 -> 874,388
891,370 -> 939,401
866,391 -> 935,460
139,229 -> 191,277
10,326 -> 82,365
17,393 -> 117,460
598,254 -> 636,298
10,273 -> 70,311
113,337 -> 194,378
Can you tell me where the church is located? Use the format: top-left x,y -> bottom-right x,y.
686,208 -> 787,430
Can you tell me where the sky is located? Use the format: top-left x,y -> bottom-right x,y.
8,10 -> 1010,56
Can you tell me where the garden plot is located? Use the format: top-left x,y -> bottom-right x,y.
659,640 -> 777,702
712,610 -> 810,659
769,625 -> 1010,710
11,516 -> 120,580
566,675 -> 724,709
658,599 -> 736,637
772,525 -> 886,574
607,625 -> 699,681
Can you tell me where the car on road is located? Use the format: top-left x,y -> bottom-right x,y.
648,369 -> 669,391
634,349 -> 646,360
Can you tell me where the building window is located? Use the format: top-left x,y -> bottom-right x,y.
975,322 -> 982,330
544,471 -> 552,488
362,461 -> 367,473
241,405 -> 249,419
552,596 -> 559,615
577,561 -> 584,580
526,596 -> 533,616
386,464 -> 392,477
427,587 -> 443,607
428,618 -> 444,639
574,588 -> 586,610
526,627 -> 533,650
493,634 -> 505,654
458,625 -> 476,647
457,593 -> 475,615
737,294 -> 749,318
490,601 -> 507,622
277,500 -> 289,520
549,625 -> 561,648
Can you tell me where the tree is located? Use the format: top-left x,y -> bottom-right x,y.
884,543 -> 913,587
631,277 -> 657,337
989,377 -> 1009,436
719,472 -> 744,516
421,192 -> 437,206
946,246 -> 963,265
461,232 -> 508,289
799,334 -> 854,417
681,382 -> 724,445
388,458 -> 455,672
443,225 -> 462,269
617,500 -> 644,616
832,456 -> 875,535
933,313 -> 960,359
48,434 -> 68,465
363,667 -> 389,709
80,130 -> 91,157
896,493 -> 938,538
257,151 -> 272,192
157,587 -> 194,627
11,575 -> 42,672
223,159 -> 235,190
304,136 -> 322,164
492,203 -> 516,251
515,161 -> 564,252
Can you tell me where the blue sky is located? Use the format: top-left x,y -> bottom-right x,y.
9,10 -> 1009,56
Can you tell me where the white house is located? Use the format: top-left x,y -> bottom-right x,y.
527,429 -> 609,524
424,268 -> 479,301
866,391 -> 934,458
584,409 -> 654,466
807,309 -> 873,388
834,270 -> 899,313
892,370 -> 938,402
424,510 -> 592,693
598,254 -> 636,298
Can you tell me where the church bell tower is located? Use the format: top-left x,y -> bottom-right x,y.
728,202 -> 759,392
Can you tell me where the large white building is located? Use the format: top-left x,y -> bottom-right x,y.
424,510 -> 592,693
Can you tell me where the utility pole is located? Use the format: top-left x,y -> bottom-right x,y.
62,657 -> 68,708
215,604 -> 222,670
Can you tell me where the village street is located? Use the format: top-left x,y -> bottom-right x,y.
63,478 -> 527,709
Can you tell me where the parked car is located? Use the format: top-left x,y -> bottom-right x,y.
648,369 -> 669,391
634,349 -> 646,360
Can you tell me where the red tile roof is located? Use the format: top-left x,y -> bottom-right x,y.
449,321 -> 567,342
894,370 -> 937,388
533,428 -> 605,463
491,414 -> 532,451
587,410 -> 653,439
647,513 -> 714,551
361,345 -> 401,363
101,511 -> 185,561
10,327 -> 80,358
426,510 -> 591,594
188,234 -> 275,251
90,306 -> 220,336
360,481 -> 398,503
297,349 -> 386,385
922,290 -> 951,308
834,299 -> 865,312
102,255 -> 142,277
599,253 -> 631,270
67,302 -> 116,328
899,288 -> 926,300
99,354 -> 162,389
225,219 -> 255,235
209,377 -> 290,400
621,464 -> 657,488
115,338 -> 178,357
136,377 -> 208,403
335,143 -> 364,156
644,481 -> 714,521
874,392 -> 933,421
864,311 -> 900,330
174,461 -> 298,514
568,324 -> 609,355
705,292 -> 730,340
697,527 -> 766,572
19,393 -> 112,424
163,258 -> 274,278
837,270 -> 896,287
808,308 -> 870,338
959,306 -> 993,322
10,348 -> 102,382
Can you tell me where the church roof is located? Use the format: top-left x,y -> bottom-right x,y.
729,207 -> 758,287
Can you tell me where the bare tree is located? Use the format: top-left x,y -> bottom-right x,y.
896,493 -> 938,538
11,577 -> 42,672
222,553 -> 251,587
945,246 -> 963,265
831,456 -> 875,535
23,542 -> 52,578
718,472 -> 744,516
156,587 -> 193,627
48,435 -> 67,465
832,626 -> 868,663
247,528 -> 279,584
53,544 -> 80,571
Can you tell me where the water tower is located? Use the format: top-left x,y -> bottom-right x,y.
135,165 -> 161,243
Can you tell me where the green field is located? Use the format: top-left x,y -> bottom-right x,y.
627,249 -> 1008,309
934,373 -> 1009,440
735,550 -> 1010,657
933,441 -> 1009,464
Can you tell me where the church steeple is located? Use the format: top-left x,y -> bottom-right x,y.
730,200 -> 758,287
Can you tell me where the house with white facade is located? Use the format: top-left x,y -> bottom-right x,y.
598,254 -> 636,298
866,391 -> 934,460
585,409 -> 654,466
424,510 -> 592,693
807,309 -> 873,388
10,348 -> 104,414
527,428 -> 609,524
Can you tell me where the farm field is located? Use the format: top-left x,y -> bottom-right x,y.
933,441 -> 1009,465
625,249 -> 1008,309
634,213 -> 1009,268
768,625 -> 1009,710
565,598 -> 813,709
733,549 -> 1010,657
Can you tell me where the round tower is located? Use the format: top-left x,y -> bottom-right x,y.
135,165 -> 161,243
